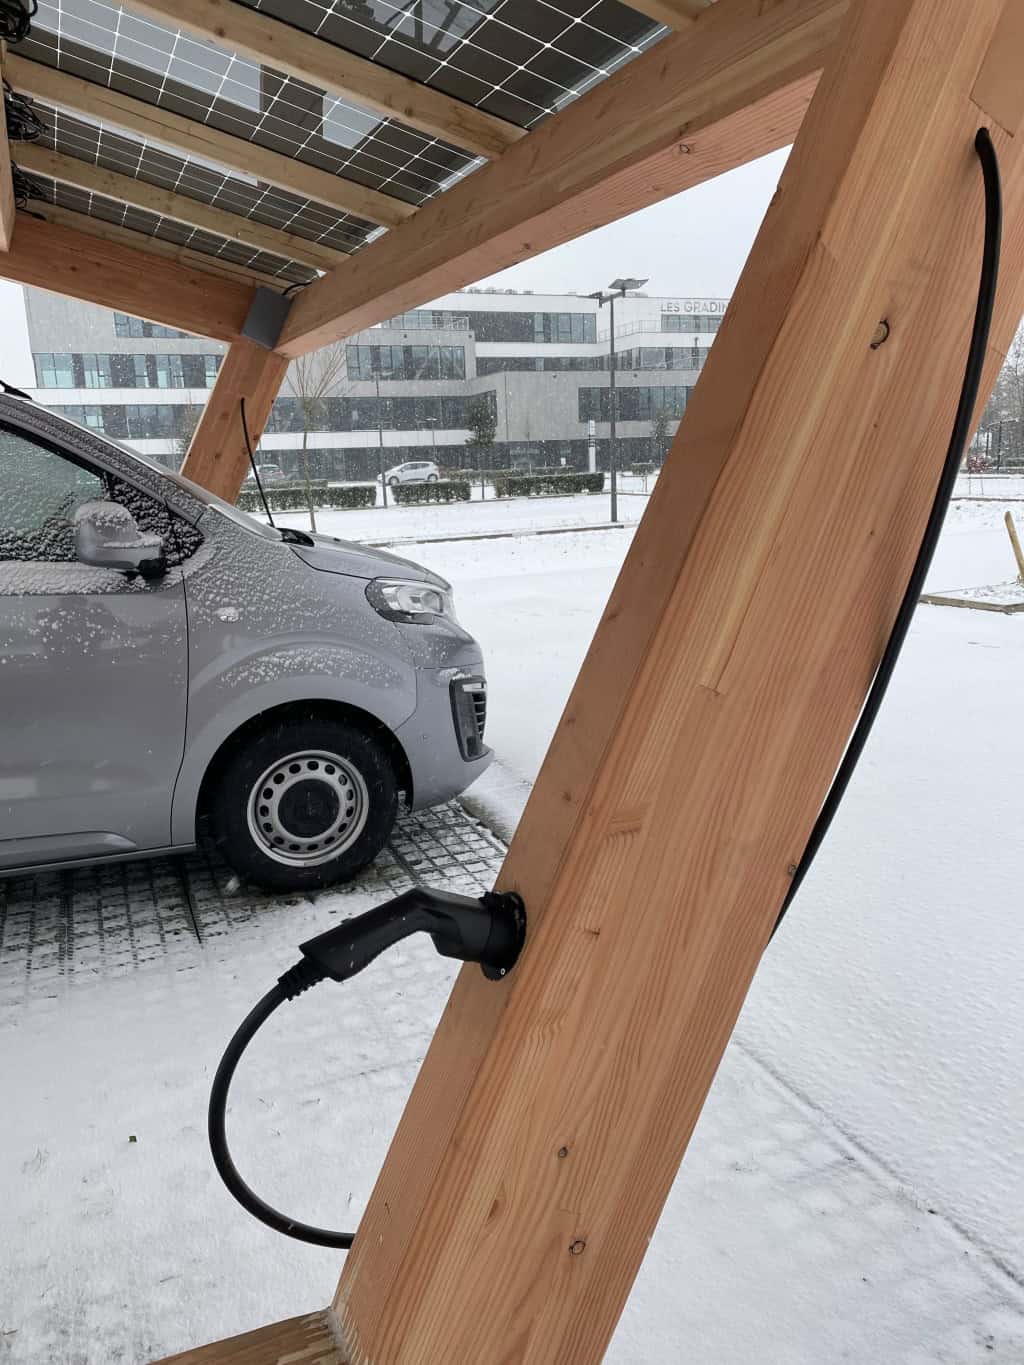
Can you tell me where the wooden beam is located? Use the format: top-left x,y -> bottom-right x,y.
276,0 -> 846,356
624,0 -> 714,31
153,1311 -> 340,1364
16,145 -> 344,273
5,55 -> 415,230
28,200 -> 291,291
0,53 -> 14,251
123,0 -> 523,161
305,2 -> 1023,1362
180,337 -> 289,499
0,213 -> 254,340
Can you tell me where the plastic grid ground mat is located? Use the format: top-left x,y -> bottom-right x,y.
0,800 -> 505,1001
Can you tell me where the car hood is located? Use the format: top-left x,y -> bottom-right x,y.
289,533 -> 447,586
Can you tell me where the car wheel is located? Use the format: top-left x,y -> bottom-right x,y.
211,717 -> 398,893
427,474 -> 438,483
388,477 -> 400,488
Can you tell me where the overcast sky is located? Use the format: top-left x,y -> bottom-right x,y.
475,148 -> 789,299
0,146 -> 789,376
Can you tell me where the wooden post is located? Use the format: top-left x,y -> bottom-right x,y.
0,60 -> 14,253
1006,510 -> 1024,581
315,3 -> 1024,1363
180,340 -> 290,501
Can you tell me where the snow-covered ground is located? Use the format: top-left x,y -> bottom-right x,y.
2,496 -> 1022,1363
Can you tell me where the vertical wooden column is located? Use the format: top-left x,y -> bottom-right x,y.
0,48 -> 15,252
321,2 -> 1024,1363
180,338 -> 289,501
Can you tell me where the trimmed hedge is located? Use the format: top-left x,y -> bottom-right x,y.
393,479 -> 471,505
492,472 -> 604,498
236,482 -> 376,512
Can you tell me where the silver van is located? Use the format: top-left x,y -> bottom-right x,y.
0,394 -> 490,891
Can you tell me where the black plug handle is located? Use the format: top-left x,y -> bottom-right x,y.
298,887 -> 526,985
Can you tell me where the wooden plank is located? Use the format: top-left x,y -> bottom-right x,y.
5,55 -> 414,230
307,2 -> 1024,1362
16,144 -> 344,272
123,0 -> 522,160
152,1311 -> 341,1364
28,200 -> 291,290
971,0 -> 1024,134
277,0 -> 847,356
624,0 -> 714,30
0,213 -> 254,340
0,70 -> 14,251
180,337 -> 290,499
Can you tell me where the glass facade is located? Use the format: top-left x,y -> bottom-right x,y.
615,346 -> 707,371
50,404 -> 209,440
265,393 -> 495,434
662,314 -> 722,334
113,314 -> 192,340
346,344 -> 466,381
477,355 -> 608,376
380,310 -> 597,344
34,353 -> 222,390
578,386 -> 691,422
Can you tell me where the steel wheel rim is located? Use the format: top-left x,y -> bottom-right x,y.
246,749 -> 369,867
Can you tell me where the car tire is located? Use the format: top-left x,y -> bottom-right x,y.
210,717 -> 398,893
427,474 -> 438,483
388,477 -> 400,488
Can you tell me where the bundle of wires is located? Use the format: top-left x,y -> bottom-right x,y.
0,0 -> 36,44
3,80 -> 47,143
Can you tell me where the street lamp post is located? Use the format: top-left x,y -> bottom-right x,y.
375,372 -> 388,508
589,276 -> 647,525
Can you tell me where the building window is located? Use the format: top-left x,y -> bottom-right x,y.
113,313 -> 190,340
346,343 -> 466,382
153,354 -> 186,388
34,353 -> 75,387
578,385 -> 690,423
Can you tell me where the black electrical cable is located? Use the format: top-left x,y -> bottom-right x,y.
209,889 -> 525,1248
3,81 -> 47,142
208,968 -> 358,1249
771,126 -> 1001,940
239,396 -> 275,527
0,0 -> 36,44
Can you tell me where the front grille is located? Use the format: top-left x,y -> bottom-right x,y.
450,676 -> 487,760
472,687 -> 487,742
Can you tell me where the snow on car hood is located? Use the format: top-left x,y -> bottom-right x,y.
289,534 -> 447,586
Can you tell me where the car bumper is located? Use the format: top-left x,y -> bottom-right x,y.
396,659 -> 493,809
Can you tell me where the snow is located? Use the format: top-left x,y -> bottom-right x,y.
3,490 -> 1024,1362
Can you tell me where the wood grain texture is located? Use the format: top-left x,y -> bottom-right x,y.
277,0 -> 847,355
0,77 -> 14,252
5,56 -> 414,229
152,1311 -> 341,1364
180,338 -> 290,498
319,2 -> 1024,1362
123,0 -> 523,159
971,0 -> 1024,134
16,145 -> 344,272
0,214 -> 254,340
624,0 -> 714,29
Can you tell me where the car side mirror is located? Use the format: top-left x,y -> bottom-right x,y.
74,500 -> 166,579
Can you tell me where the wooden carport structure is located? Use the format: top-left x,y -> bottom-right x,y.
2,0 -> 1023,1359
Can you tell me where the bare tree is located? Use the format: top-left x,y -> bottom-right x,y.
283,343 -> 349,532
981,322 -> 1024,467
173,403 -> 204,466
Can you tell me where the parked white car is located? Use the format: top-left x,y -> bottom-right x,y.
385,460 -> 439,488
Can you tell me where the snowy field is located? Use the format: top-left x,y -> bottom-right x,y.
1,497 -> 1022,1362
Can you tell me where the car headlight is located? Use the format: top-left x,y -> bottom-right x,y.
366,577 -> 457,625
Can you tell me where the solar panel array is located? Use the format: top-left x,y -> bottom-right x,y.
10,0 -> 665,280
